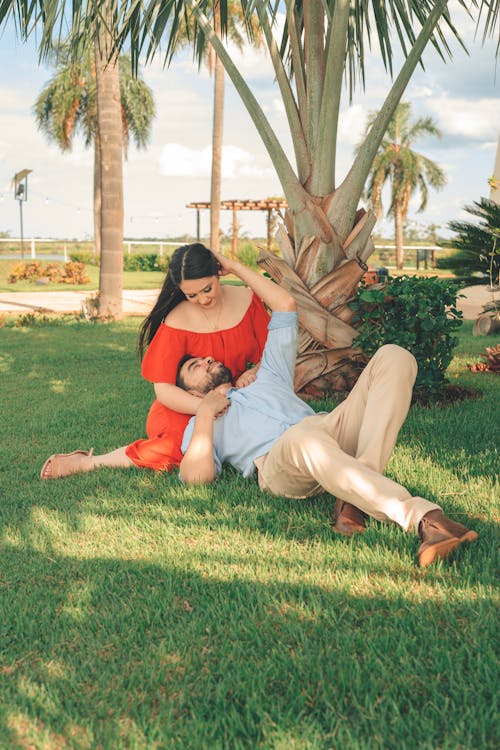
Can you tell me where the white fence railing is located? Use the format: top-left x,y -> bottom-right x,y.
0,237 -> 441,268
0,238 -> 181,260
0,237 -> 72,260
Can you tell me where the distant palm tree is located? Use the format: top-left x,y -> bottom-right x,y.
362,101 -> 446,269
34,45 -> 155,259
171,1 -> 261,251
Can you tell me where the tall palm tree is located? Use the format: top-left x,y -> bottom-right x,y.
34,45 -> 155,261
93,5 -> 124,318
112,0 -> 494,393
362,102 -> 446,269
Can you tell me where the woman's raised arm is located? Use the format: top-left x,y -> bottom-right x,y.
212,251 -> 296,314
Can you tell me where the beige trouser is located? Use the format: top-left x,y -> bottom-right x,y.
257,344 -> 440,534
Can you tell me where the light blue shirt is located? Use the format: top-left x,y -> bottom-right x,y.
181,311 -> 315,478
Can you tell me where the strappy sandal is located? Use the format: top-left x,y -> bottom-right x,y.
40,449 -> 94,479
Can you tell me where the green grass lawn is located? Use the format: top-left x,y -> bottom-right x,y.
0,319 -> 498,749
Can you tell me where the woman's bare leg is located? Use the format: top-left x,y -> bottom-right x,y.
93,447 -> 135,469
41,446 -> 134,479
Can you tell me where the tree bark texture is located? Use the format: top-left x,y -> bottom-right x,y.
394,206 -> 404,270
210,4 -> 224,253
94,10 -> 124,319
93,127 -> 102,258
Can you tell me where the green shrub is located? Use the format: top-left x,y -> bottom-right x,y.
439,198 -> 500,286
70,251 -> 100,266
237,241 -> 259,269
123,253 -> 169,272
350,275 -> 463,397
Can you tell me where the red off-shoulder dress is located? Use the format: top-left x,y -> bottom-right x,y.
125,292 -> 270,471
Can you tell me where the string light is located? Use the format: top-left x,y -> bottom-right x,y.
10,188 -> 189,225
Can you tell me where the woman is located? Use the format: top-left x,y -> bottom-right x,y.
41,243 -> 270,478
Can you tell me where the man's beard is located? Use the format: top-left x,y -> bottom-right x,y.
200,363 -> 232,394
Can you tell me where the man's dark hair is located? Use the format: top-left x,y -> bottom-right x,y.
176,353 -> 194,389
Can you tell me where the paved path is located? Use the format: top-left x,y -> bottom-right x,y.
0,285 -> 495,320
0,289 -> 161,316
455,285 -> 496,320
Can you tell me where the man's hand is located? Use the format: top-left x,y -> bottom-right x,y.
198,387 -> 230,419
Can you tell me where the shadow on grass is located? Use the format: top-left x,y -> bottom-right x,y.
2,465 -> 495,588
0,543 -> 497,750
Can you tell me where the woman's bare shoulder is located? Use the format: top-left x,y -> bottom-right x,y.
163,301 -> 192,328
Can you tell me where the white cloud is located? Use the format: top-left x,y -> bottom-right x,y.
160,143 -> 273,179
428,97 -> 500,139
409,85 -> 434,98
226,40 -> 272,81
268,98 -> 285,116
160,143 -> 212,177
337,104 -> 368,145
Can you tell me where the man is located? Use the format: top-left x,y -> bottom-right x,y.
178,279 -> 477,568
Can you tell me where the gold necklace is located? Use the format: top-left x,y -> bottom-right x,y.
199,292 -> 224,331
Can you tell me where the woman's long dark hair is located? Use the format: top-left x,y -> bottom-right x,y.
138,243 -> 221,358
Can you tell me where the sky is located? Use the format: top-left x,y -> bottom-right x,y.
0,2 -> 498,242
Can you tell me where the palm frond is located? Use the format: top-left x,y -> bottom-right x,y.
406,116 -> 442,142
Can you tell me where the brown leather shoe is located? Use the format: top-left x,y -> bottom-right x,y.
333,499 -> 367,536
417,509 -> 478,567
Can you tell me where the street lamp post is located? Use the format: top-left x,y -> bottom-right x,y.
12,169 -> 32,260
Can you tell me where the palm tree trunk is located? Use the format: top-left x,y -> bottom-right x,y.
210,3 -> 224,253
394,206 -> 405,270
94,8 -> 124,319
93,128 -> 101,258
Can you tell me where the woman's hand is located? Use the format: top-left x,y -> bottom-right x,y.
211,250 -> 238,277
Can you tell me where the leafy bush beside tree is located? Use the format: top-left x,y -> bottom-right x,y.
350,275 -> 463,398
122,253 -> 169,272
70,251 -> 170,273
70,251 -> 100,267
438,198 -> 500,285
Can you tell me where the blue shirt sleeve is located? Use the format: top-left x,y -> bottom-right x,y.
255,311 -> 298,387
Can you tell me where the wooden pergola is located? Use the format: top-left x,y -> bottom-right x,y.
186,198 -> 288,256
